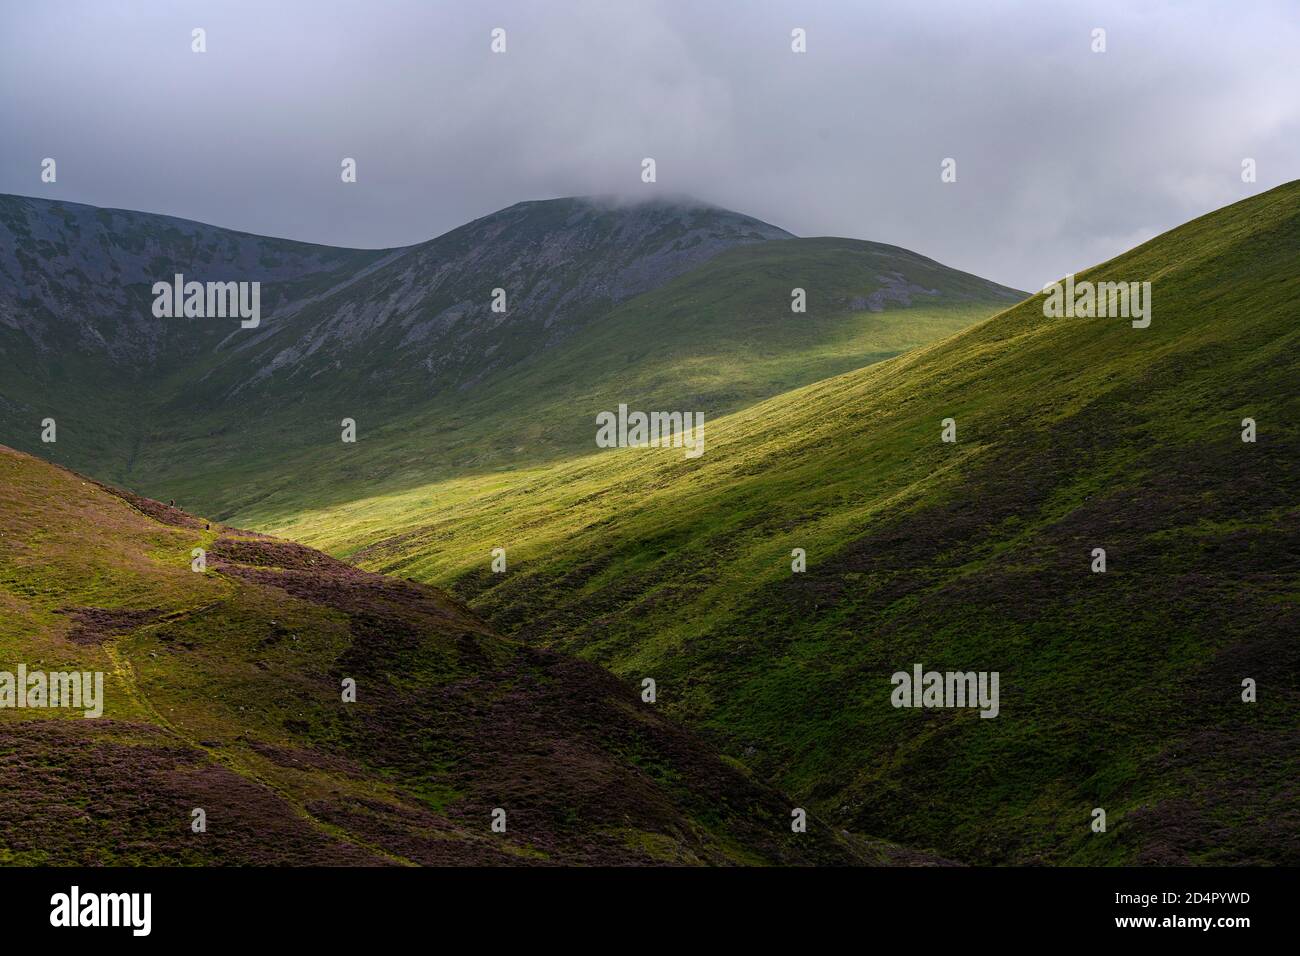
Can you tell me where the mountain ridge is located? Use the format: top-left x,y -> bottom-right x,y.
0,190 -> 1022,522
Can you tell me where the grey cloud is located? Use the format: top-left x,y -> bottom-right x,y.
1,0 -> 1296,290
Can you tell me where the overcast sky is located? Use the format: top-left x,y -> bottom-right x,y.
2,0 -> 1296,291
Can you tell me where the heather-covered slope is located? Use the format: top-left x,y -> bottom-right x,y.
0,443 -> 894,866
295,181 -> 1300,865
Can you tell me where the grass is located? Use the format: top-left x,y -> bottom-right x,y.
276,181 -> 1300,864
2,207 -> 1022,528
201,236 -> 1017,530
5,183 -> 1294,865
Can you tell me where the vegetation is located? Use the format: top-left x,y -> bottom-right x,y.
0,445 -> 888,865
283,182 -> 1300,864
4,183 -> 1293,865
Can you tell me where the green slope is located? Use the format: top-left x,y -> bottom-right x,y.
0,194 -> 1020,527
0,194 -> 787,492
0,443 -> 908,866
285,181 -> 1300,864
139,236 -> 1021,524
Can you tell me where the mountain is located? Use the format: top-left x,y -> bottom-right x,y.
0,193 -> 1022,524
0,195 -> 394,476
0,193 -> 789,384
0,194 -> 792,480
299,181 -> 1300,865
0,443 -> 928,865
5,177 -> 1291,866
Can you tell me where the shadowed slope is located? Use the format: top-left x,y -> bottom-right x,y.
0,194 -> 790,485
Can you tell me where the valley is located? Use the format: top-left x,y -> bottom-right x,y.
2,183 -> 1295,866
280,181 -> 1300,864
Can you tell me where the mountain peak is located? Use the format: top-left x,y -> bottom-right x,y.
439,193 -> 794,248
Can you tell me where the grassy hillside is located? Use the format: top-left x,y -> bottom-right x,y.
0,194 -> 1020,527
135,236 -> 1021,524
0,443 -> 915,866
0,194 -> 788,488
283,181 -> 1300,864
